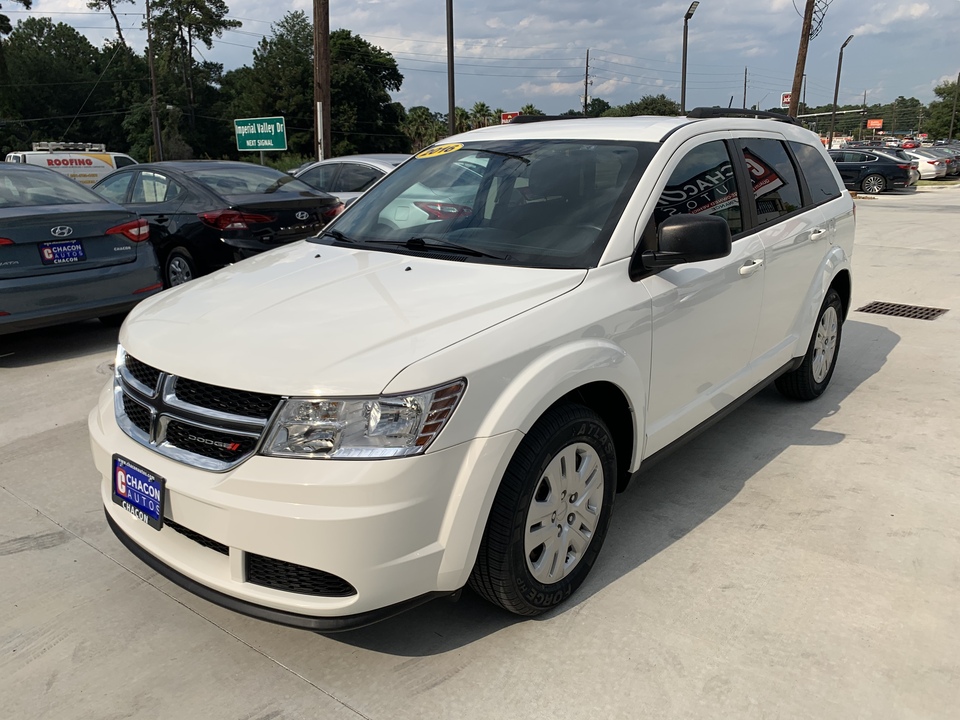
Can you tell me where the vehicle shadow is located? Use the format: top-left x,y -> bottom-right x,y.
0,320 -> 119,368
332,319 -> 900,656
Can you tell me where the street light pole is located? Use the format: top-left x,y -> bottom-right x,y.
680,2 -> 699,114
827,34 -> 854,150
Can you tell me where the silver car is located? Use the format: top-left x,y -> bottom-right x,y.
293,154 -> 410,206
0,164 -> 161,334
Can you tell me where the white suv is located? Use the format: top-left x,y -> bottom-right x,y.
89,110 -> 854,630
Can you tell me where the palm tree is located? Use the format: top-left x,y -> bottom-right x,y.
403,105 -> 441,151
454,107 -> 471,134
520,103 -> 545,116
470,101 -> 492,129
492,108 -> 506,125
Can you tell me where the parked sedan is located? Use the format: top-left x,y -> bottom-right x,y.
0,164 -> 160,334
920,147 -> 960,176
903,149 -> 948,180
293,154 -> 409,206
94,161 -> 344,287
827,149 -> 913,193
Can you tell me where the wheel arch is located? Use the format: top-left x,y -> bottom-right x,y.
830,268 -> 852,321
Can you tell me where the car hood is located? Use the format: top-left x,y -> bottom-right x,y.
121,242 -> 586,396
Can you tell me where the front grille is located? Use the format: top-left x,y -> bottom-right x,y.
123,394 -> 152,434
165,420 -> 258,462
116,354 -> 277,471
175,377 -> 280,419
126,355 -> 161,391
246,553 -> 356,597
165,518 -> 229,555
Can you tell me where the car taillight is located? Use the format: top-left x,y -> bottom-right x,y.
0,238 -> 13,245
198,210 -> 277,230
321,203 -> 345,220
413,201 -> 472,220
897,164 -> 911,170
106,218 -> 150,242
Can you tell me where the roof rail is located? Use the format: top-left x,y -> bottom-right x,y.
686,107 -> 800,126
32,142 -> 107,152
505,115 -> 585,124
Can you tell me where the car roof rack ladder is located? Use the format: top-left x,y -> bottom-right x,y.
686,107 -> 800,126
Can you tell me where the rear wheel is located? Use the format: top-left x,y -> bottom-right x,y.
776,288 -> 843,401
469,403 -> 617,616
861,174 -> 886,194
164,247 -> 196,288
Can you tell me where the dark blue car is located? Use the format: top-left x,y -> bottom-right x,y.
0,164 -> 162,334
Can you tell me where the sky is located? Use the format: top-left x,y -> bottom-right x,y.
11,0 -> 960,120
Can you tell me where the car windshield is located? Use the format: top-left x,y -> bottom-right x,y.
186,164 -> 321,196
310,140 -> 657,269
0,169 -> 108,208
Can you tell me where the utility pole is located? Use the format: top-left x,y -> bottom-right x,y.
742,67 -> 747,108
860,90 -> 866,140
788,0 -> 815,118
583,49 -> 590,116
446,0 -> 455,136
145,0 -> 163,161
313,0 -> 331,160
949,71 -> 960,140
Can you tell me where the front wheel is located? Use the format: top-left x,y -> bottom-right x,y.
469,403 -> 617,616
861,174 -> 886,194
776,288 -> 843,401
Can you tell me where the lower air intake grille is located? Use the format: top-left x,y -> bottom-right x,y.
245,553 -> 356,597
165,518 -> 229,555
856,301 -> 948,321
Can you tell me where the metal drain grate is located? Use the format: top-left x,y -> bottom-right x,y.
856,301 -> 948,321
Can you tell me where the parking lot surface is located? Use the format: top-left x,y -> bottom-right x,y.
2,187 -> 959,719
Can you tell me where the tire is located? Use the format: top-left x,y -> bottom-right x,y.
861,174 -> 886,194
164,247 -> 196,288
776,288 -> 843,401
469,403 -> 617,616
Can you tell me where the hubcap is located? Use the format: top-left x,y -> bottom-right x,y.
812,306 -> 839,383
524,442 -> 604,585
864,176 -> 883,194
167,256 -> 192,286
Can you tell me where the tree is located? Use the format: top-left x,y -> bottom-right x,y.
86,0 -> 133,45
520,103 -> 544,116
603,94 -> 680,117
925,78 -> 959,140
402,105 -> 443,151
470,101 -> 492,129
329,29 -> 408,155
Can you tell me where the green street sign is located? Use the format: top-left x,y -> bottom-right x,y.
234,116 -> 287,152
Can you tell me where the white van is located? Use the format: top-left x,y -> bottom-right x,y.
4,142 -> 137,186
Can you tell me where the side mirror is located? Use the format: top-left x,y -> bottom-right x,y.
640,214 -> 732,270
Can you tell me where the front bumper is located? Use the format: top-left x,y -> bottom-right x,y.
90,382 -> 521,627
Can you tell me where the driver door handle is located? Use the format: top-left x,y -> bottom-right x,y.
738,258 -> 763,277
810,228 -> 827,241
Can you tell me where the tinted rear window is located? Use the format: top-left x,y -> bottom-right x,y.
186,164 -> 320,196
0,168 -> 107,207
790,142 -> 842,203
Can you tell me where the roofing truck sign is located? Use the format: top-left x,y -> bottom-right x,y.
234,116 -> 288,151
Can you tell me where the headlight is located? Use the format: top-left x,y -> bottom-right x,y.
261,379 -> 466,459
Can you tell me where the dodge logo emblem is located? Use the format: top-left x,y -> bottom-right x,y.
51,226 -> 74,237
295,211 -> 309,221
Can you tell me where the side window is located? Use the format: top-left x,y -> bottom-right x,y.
131,171 -> 182,203
740,138 -> 803,225
790,142 -> 842,203
655,140 -> 742,236
337,164 -> 383,193
95,172 -> 133,203
300,164 -> 339,191
864,153 -> 877,163
115,155 -> 137,168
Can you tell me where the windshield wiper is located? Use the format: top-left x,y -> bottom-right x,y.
365,236 -> 504,259
478,149 -> 530,164
322,229 -> 357,244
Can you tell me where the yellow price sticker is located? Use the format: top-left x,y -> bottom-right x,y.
415,143 -> 463,159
